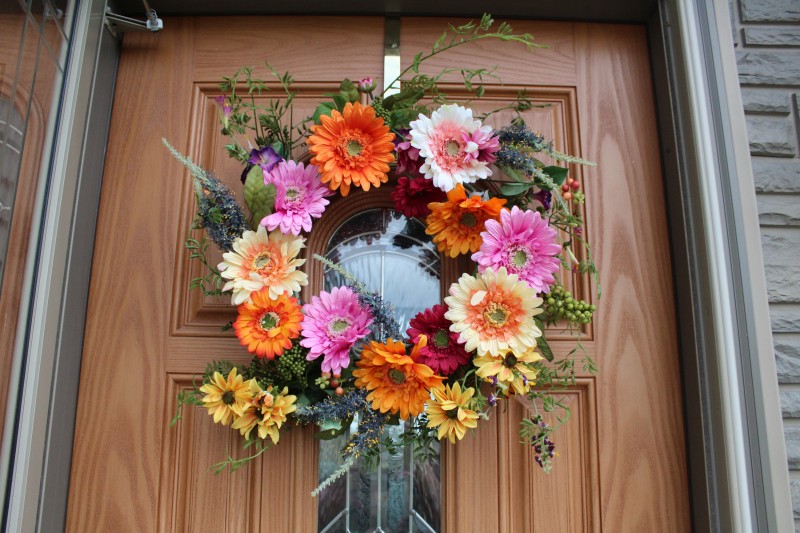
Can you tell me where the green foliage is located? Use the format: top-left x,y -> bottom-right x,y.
243,165 -> 276,230
185,236 -> 226,297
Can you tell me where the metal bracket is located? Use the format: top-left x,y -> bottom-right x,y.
104,2 -> 163,37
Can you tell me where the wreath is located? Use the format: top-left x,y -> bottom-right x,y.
168,14 -> 599,495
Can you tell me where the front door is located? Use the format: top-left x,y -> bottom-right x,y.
66,16 -> 691,532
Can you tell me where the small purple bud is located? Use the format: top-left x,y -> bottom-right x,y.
522,375 -> 529,386
214,95 -> 232,117
489,375 -> 498,386
487,393 -> 497,407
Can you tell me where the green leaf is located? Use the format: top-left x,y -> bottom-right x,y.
312,102 -> 336,124
339,79 -> 359,103
498,165 -> 526,182
500,182 -> 533,196
534,318 -> 554,362
542,165 -> 569,186
314,418 -> 349,440
243,165 -> 276,230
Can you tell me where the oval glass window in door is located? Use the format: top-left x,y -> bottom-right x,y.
317,208 -> 441,533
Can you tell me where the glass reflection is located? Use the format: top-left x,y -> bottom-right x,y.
318,208 -> 442,533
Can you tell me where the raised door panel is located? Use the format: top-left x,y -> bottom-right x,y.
402,18 -> 690,532
67,17 -> 384,532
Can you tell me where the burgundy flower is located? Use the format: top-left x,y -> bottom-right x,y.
391,176 -> 447,219
407,304 -> 471,375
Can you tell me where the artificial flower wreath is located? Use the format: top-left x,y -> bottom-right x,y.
169,14 -> 599,493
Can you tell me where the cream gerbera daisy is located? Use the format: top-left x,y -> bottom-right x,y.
444,267 -> 544,357
218,225 -> 307,305
409,104 -> 496,192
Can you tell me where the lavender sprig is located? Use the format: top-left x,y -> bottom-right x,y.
163,138 -> 248,251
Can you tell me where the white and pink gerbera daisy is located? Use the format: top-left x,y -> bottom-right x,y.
409,104 -> 500,192
218,226 -> 308,305
471,206 -> 562,293
300,286 -> 373,375
261,160 -> 333,235
444,267 -> 543,357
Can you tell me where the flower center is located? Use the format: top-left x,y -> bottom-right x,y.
446,407 -> 460,419
446,140 -> 461,157
388,368 -> 407,385
346,140 -> 363,157
253,251 -> 274,273
260,312 -> 280,331
285,187 -> 300,201
483,303 -> 509,327
222,391 -> 236,405
503,354 -> 518,368
259,392 -> 274,409
511,248 -> 529,268
460,212 -> 478,228
329,317 -> 351,336
433,329 -> 450,349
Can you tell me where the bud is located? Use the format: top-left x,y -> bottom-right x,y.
357,77 -> 376,94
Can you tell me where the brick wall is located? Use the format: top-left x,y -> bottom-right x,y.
729,0 -> 800,527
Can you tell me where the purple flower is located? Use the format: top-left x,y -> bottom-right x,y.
487,393 -> 498,407
248,146 -> 282,172
214,95 -> 233,118
394,129 -> 423,177
532,189 -> 552,210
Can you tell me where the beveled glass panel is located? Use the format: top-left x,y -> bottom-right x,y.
317,208 -> 442,533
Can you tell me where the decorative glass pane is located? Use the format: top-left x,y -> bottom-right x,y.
317,208 -> 441,533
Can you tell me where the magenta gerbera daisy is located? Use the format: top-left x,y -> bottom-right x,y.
300,286 -> 373,374
390,176 -> 447,219
394,130 -> 424,177
407,304 -> 470,375
409,104 -> 496,192
471,206 -> 562,294
261,160 -> 333,236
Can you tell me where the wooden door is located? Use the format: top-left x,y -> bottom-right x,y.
66,16 -> 690,532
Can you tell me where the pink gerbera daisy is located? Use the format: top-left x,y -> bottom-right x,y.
409,104 -> 495,192
390,176 -> 447,219
300,286 -> 373,374
261,161 -> 333,236
471,206 -> 561,294
407,304 -> 470,375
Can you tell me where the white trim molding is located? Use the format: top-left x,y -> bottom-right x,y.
667,0 -> 793,530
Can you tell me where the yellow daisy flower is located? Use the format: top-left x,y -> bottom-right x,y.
474,347 -> 543,395
199,368 -> 251,426
426,382 -> 479,443
232,381 -> 297,444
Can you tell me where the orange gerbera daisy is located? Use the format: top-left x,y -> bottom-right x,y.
425,184 -> 506,257
307,102 -> 395,196
233,288 -> 303,359
353,336 -> 445,420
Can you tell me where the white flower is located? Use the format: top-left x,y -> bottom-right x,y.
218,225 -> 307,305
409,104 -> 494,192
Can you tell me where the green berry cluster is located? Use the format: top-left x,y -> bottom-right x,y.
245,342 -> 310,388
542,284 -> 596,326
370,97 -> 392,124
274,342 -> 309,382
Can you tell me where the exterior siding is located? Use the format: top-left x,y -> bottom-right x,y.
729,0 -> 800,528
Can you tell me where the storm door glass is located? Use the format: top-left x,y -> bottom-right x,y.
317,208 -> 442,533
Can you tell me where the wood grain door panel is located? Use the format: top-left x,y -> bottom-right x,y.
67,17 -> 690,532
